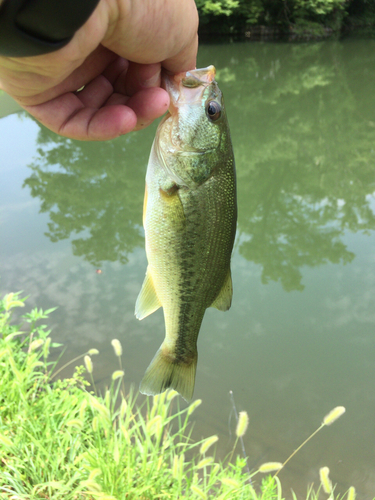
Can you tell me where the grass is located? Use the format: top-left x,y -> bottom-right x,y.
0,291 -> 361,499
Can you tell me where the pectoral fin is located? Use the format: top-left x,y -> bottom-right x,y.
210,269 -> 233,311
135,267 -> 161,320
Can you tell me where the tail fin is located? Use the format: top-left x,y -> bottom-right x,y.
139,345 -> 197,402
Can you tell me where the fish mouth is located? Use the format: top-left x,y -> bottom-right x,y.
162,66 -> 216,109
180,66 -> 216,88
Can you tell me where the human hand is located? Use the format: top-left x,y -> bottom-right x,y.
0,0 -> 198,140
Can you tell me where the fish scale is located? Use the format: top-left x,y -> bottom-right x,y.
135,66 -> 237,401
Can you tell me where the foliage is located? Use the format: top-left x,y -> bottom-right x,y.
194,0 -> 374,35
346,0 -> 375,28
293,0 -> 346,19
0,292 -> 361,499
24,128 -> 148,266
0,292 -> 276,499
196,0 -> 240,17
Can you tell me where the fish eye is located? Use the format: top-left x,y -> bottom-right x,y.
206,101 -> 221,121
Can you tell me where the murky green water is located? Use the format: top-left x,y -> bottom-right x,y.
1,39 -> 375,498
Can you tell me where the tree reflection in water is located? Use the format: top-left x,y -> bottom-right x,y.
24,126 -> 154,266
24,40 -> 375,290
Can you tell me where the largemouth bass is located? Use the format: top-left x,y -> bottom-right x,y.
135,66 -> 237,401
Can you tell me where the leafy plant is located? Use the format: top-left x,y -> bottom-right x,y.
194,0 -> 373,35
0,292 -> 362,499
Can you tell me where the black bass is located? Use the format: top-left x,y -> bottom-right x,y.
135,66 -> 237,401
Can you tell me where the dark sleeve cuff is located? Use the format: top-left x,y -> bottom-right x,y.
0,0 -> 101,57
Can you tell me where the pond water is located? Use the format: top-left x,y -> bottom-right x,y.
1,38 -> 375,498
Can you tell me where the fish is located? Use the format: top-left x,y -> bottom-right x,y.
135,65 -> 237,401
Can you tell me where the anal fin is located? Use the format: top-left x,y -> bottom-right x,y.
210,269 -> 233,311
135,267 -> 161,320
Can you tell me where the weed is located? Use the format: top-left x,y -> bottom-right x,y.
0,291 -> 362,500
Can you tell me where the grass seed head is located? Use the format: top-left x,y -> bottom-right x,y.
30,339 -> 44,351
88,348 -> 99,356
197,457 -> 214,469
235,411 -> 249,438
112,370 -> 124,381
187,399 -> 202,415
258,462 -> 283,473
347,486 -> 356,500
66,419 -> 83,430
80,480 -> 102,492
4,292 -> 24,311
167,389 -> 179,401
319,466 -> 333,494
200,435 -> 219,455
120,397 -> 127,418
221,478 -> 240,489
111,339 -> 122,357
43,337 -> 51,358
190,484 -> 207,499
323,406 -> 346,426
84,355 -> 93,374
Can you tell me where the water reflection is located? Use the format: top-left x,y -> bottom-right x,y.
24,125 -> 155,266
24,40 -> 375,290
221,41 -> 375,291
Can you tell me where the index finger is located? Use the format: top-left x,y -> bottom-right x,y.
102,0 -> 198,74
162,31 -> 198,74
